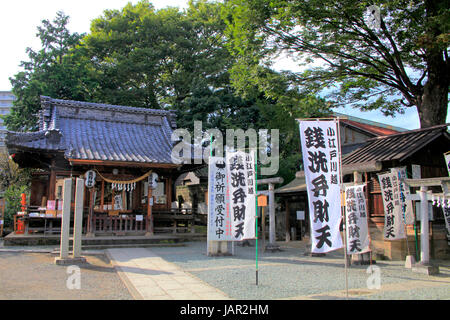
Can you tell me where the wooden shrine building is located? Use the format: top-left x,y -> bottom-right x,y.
6,96 -> 198,237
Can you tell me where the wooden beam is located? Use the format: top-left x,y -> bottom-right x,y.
67,158 -> 180,169
257,177 -> 284,185
403,177 -> 450,187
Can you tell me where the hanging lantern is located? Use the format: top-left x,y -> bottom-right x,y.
85,170 -> 96,188
148,172 -> 158,189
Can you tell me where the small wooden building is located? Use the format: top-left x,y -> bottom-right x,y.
276,123 -> 450,260
6,96 -> 198,236
275,114 -> 405,242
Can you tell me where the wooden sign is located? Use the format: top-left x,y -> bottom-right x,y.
257,195 -> 268,207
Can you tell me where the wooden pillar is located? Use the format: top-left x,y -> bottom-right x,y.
167,177 -> 173,210
48,160 -> 57,201
268,183 -> 276,245
86,188 -> 95,237
0,199 -> 4,236
100,180 -> 105,210
261,206 -> 266,249
145,188 -> 153,236
285,198 -> 290,242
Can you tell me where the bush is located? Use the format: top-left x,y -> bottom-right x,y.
3,184 -> 29,229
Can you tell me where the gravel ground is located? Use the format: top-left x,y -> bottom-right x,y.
0,251 -> 133,300
1,239 -> 448,300
146,241 -> 450,300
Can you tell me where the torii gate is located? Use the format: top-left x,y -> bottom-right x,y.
257,177 -> 284,251
402,176 -> 450,274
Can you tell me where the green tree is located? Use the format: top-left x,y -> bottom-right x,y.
0,153 -> 31,229
5,11 -> 94,131
224,0 -> 449,128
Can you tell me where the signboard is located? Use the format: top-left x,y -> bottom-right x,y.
257,195 -> 268,207
226,150 -> 256,241
390,167 -> 414,225
296,210 -> 305,220
85,170 -> 96,188
345,184 -> 370,254
136,215 -> 143,221
113,194 -> 123,211
299,120 -> 343,253
378,172 -> 406,240
46,200 -> 56,211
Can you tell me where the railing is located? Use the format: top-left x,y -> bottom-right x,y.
90,208 -> 198,234
15,207 -> 200,235
92,214 -> 146,234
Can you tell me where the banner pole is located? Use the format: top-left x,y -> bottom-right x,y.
206,135 -> 213,256
255,149 -> 259,286
336,117 -> 349,299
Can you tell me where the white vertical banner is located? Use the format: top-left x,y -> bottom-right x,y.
226,150 -> 256,240
378,172 -> 406,240
207,157 -> 233,241
299,120 -> 343,253
345,184 -> 370,254
390,167 -> 414,225
442,205 -> 450,244
444,152 -> 450,176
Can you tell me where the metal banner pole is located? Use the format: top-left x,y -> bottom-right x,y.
255,149 -> 258,286
336,117 -> 349,299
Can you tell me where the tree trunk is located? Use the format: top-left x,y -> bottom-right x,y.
417,0 -> 449,128
417,72 -> 448,128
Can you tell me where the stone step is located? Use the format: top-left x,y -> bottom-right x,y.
50,242 -> 186,253
3,233 -> 206,246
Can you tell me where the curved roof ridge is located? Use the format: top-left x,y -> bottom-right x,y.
366,123 -> 449,141
41,95 -> 173,116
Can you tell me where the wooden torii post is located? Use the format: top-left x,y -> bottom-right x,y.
257,177 -> 283,252
402,176 -> 450,275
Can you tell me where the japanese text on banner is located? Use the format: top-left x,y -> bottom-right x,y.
378,172 -> 406,240
208,157 -> 232,241
299,120 -> 343,253
226,150 -> 256,241
345,184 -> 370,254
390,167 -> 414,225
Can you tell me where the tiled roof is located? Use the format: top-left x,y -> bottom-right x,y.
333,112 -> 407,136
274,176 -> 307,194
341,119 -> 401,136
6,96 -> 177,164
342,124 -> 450,166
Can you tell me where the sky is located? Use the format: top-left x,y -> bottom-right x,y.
1,0 -> 447,130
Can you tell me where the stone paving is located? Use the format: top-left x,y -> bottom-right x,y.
106,248 -> 231,300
